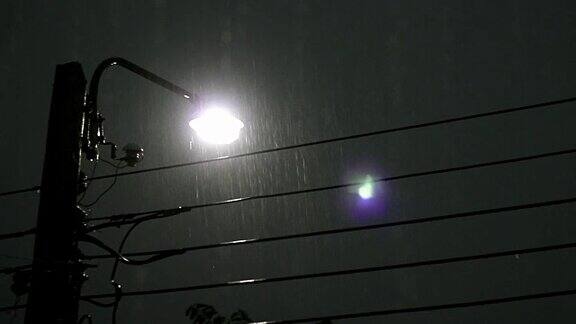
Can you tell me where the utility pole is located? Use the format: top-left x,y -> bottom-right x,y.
25,62 -> 86,324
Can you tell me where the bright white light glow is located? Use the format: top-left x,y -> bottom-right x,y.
358,176 -> 374,200
189,108 -> 244,144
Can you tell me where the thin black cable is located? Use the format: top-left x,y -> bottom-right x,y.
0,186 -> 40,198
82,298 -> 116,308
85,219 -> 151,322
80,160 -> 125,208
109,221 -> 143,279
77,161 -> 99,204
81,240 -> 576,300
108,222 -> 143,324
79,234 -> 184,265
84,196 -> 576,260
0,221 -> 170,274
13,195 -> 574,276
257,288 -> 576,323
81,220 -> 169,323
87,96 -> 576,182
0,260 -> 96,277
110,281 -> 122,324
0,228 -> 35,242
86,147 -> 576,230
8,288 -> 576,317
2,96 -> 574,198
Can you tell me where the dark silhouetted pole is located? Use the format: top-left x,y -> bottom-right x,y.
25,62 -> 86,324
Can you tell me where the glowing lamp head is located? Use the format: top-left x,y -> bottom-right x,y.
189,108 -> 244,144
358,176 -> 374,200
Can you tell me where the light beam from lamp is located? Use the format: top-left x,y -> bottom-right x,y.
189,108 -> 244,144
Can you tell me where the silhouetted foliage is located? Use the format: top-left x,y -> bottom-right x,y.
186,304 -> 251,324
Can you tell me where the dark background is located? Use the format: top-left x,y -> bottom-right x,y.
1,0 -> 576,323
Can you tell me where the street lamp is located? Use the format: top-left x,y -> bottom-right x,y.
28,58 -> 243,324
83,57 -> 244,161
189,107 -> 244,144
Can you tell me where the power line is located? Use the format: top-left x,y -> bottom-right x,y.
84,196 -> 576,260
87,96 -> 576,182
0,228 -> 35,242
2,96 -> 574,198
0,186 -> 39,198
258,288 -> 576,323
86,147 -> 576,230
79,234 -> 184,266
79,160 -> 126,208
81,240 -> 576,300
5,286 -> 576,318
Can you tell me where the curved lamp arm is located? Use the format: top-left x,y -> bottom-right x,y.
83,57 -> 197,160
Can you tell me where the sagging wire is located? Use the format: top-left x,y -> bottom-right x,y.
0,228 -> 36,242
80,224 -> 184,323
86,207 -> 192,234
1,95 -> 575,199
85,96 -> 576,182
80,220 -> 152,323
255,288 -> 576,323
79,160 -> 127,208
105,222 -> 142,324
77,161 -> 98,205
82,196 -> 576,261
81,240 -> 576,300
8,195 -> 576,279
85,147 -> 576,232
110,281 -> 122,324
78,234 -> 184,266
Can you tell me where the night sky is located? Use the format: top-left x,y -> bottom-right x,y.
1,1 -> 576,323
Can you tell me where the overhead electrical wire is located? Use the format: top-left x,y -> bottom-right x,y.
0,96 -> 575,319
79,227 -> 181,323
7,195 -> 575,275
71,216 -> 156,322
86,147 -> 576,230
1,96 -> 574,198
81,240 -> 576,300
84,196 -> 576,260
0,159 -> 123,242
79,160 -> 127,208
78,235 -> 184,266
0,228 -> 35,242
105,221 -> 147,324
255,288 -> 576,323
5,287 -> 576,318
86,96 -> 576,182
0,186 -> 40,198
